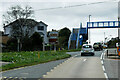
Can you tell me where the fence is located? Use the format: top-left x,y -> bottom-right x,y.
104,49 -> 119,59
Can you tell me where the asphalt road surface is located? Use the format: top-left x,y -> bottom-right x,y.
44,51 -> 105,78
2,50 -> 109,79
1,59 -> 67,78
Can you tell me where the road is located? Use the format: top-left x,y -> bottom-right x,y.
1,59 -> 67,78
1,50 -> 113,79
44,51 -> 105,78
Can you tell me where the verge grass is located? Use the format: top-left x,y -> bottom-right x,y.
0,51 -> 70,71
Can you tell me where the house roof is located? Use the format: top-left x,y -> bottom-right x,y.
4,18 -> 48,28
39,21 -> 48,26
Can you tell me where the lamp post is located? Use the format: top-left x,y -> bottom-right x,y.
89,15 -> 91,44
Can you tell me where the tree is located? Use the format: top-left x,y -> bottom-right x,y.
6,38 -> 17,51
30,32 -> 43,51
3,5 -> 34,51
3,5 -> 34,26
58,27 -> 71,49
3,5 -> 34,38
21,37 -> 32,51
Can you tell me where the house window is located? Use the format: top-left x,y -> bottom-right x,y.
38,26 -> 44,30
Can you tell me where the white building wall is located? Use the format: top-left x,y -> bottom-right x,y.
34,23 -> 48,44
4,21 -> 49,44
4,26 -> 11,36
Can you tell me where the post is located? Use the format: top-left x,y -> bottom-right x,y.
89,15 -> 91,44
43,41 -> 45,51
118,1 -> 120,45
106,49 -> 108,57
42,35 -> 45,51
54,43 -> 56,51
104,32 -> 105,45
17,38 -> 20,52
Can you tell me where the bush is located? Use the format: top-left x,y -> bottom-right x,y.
6,38 -> 17,51
30,32 -> 43,51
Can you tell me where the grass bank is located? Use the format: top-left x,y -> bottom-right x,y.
0,51 -> 71,71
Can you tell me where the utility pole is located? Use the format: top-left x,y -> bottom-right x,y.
104,32 -> 105,45
118,17 -> 120,46
118,1 -> 120,45
89,15 -> 91,44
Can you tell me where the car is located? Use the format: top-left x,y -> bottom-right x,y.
103,44 -> 107,49
81,44 -> 95,56
93,42 -> 103,51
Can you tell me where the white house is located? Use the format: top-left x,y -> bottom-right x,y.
4,19 -> 48,44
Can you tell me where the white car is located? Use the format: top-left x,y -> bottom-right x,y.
81,44 -> 95,56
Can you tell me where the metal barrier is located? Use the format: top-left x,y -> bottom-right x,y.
105,49 -> 118,58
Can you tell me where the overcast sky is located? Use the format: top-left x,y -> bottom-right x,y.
0,0 -> 119,44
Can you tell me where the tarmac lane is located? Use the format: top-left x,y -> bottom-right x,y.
2,51 -> 109,79
43,51 -> 106,78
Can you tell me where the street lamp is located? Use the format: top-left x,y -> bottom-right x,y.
89,15 -> 91,44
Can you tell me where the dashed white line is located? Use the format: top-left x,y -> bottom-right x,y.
75,55 -> 78,57
101,60 -> 103,64
100,49 -> 109,80
83,59 -> 87,62
104,73 -> 109,80
102,66 -> 105,71
100,52 -> 104,60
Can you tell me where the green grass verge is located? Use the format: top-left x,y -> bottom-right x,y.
0,51 -> 71,71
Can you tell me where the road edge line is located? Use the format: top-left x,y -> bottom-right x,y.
42,52 -> 80,78
100,49 -> 109,80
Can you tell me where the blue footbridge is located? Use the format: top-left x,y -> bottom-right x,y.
68,21 -> 120,49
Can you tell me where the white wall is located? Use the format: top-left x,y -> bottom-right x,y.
4,21 -> 49,44
4,26 -> 11,36
34,22 -> 48,44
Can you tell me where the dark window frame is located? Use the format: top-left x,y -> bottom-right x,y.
38,26 -> 44,30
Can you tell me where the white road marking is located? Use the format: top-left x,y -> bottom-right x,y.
102,66 -> 105,71
101,60 -> 103,65
83,59 -> 87,62
47,72 -> 50,74
75,55 -> 78,57
104,73 -> 109,80
3,77 -> 7,78
100,49 -> 109,80
43,75 -> 46,77
21,73 -> 29,75
14,77 -> 18,78
50,69 -> 53,72
100,52 -> 104,60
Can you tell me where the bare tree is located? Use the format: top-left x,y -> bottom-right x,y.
3,5 -> 34,25
3,5 -> 34,37
3,5 -> 35,51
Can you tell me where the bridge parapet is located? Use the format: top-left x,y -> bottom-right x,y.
87,21 -> 120,28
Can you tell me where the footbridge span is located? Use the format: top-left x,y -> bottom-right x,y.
68,21 -> 120,49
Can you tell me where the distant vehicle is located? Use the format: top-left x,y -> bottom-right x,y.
81,44 -> 94,56
93,42 -> 103,51
103,44 -> 107,49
